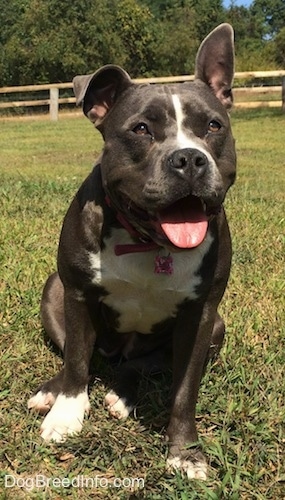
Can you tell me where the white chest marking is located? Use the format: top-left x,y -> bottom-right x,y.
89,228 -> 213,334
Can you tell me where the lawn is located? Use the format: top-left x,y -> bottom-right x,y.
0,108 -> 284,499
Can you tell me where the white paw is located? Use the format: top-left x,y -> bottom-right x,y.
167,455 -> 207,480
28,390 -> 56,415
104,390 -> 133,419
40,391 -> 90,442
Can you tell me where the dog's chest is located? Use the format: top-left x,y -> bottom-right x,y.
89,228 -> 213,334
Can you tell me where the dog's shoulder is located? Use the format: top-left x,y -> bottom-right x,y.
76,162 -> 104,209
58,163 -> 114,278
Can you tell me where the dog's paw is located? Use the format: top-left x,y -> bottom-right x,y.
40,392 -> 90,442
28,390 -> 56,415
104,390 -> 133,419
167,450 -> 207,480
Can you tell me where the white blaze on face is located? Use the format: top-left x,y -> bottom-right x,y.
171,93 -> 222,191
171,94 -> 198,149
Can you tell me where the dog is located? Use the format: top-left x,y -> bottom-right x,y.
28,23 -> 236,480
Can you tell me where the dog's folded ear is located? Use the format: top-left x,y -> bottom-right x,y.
195,23 -> 234,109
73,65 -> 132,125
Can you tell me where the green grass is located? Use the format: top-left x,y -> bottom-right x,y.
0,109 -> 284,499
234,90 -> 282,103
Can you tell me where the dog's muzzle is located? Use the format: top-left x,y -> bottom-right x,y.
104,146 -> 222,251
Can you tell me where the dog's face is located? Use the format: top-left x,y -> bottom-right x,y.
73,24 -> 236,250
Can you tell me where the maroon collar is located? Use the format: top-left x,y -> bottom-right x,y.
105,195 -> 159,255
105,195 -> 174,274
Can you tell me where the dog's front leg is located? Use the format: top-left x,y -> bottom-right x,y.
167,302 -> 216,480
40,291 -> 95,442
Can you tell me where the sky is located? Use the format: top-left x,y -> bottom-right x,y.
223,0 -> 253,7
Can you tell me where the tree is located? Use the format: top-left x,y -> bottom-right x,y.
114,0 -> 156,77
226,5 -> 263,46
250,0 -> 285,38
152,4 -> 199,76
1,0 -> 156,85
187,0 -> 225,40
273,27 -> 285,66
225,2 -> 280,70
0,0 -> 283,86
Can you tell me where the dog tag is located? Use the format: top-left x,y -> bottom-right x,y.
154,254 -> 173,275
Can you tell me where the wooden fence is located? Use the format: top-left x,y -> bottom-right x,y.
0,70 -> 285,120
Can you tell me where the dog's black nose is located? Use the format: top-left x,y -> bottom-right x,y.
168,148 -> 208,179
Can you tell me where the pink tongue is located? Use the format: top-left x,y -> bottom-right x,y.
158,198 -> 208,248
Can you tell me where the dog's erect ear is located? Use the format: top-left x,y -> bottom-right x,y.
195,24 -> 234,109
73,65 -> 132,125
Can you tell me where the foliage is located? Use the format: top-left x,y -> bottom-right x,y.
0,0 -> 284,85
250,0 -> 285,38
225,0 -> 285,71
187,0 -> 225,40
152,4 -> 199,76
274,27 -> 285,66
1,0 -> 156,84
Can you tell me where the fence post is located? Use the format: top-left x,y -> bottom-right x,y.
50,87 -> 59,121
282,77 -> 285,113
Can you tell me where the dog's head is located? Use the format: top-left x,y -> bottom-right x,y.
73,24 -> 236,250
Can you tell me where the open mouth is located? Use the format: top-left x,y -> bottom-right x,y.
155,196 -> 209,249
119,195 -> 216,250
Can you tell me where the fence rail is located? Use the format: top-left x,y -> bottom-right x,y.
1,70 -> 285,120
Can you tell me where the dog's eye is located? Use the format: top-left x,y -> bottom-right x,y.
208,120 -> 221,133
133,123 -> 150,135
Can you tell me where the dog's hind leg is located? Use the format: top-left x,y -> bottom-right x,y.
28,369 -> 65,414
206,312 -> 225,363
201,312 -> 225,378
28,273 -> 66,414
28,273 -> 96,442
28,272 -> 94,425
40,272 -> 66,352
